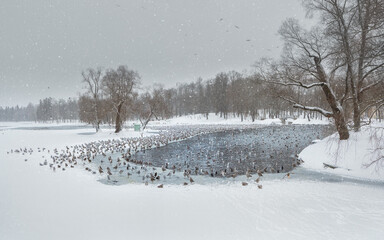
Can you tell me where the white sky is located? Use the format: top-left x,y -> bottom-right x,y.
0,0 -> 307,107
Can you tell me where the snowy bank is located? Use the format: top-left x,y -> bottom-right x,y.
0,113 -> 330,131
145,113 -> 329,126
300,124 -> 384,181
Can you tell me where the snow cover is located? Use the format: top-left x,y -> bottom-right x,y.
145,113 -> 330,126
1,117 -> 383,240
300,124 -> 384,181
147,113 -> 282,126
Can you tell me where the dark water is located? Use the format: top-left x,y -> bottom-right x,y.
130,124 -> 334,176
83,124 -> 384,186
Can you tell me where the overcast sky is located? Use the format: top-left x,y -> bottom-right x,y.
0,0 -> 307,107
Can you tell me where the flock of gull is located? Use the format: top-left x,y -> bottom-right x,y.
8,124 -> 332,187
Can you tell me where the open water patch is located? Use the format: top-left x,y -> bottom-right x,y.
95,124 -> 334,185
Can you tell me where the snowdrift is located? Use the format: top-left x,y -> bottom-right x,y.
300,124 -> 384,181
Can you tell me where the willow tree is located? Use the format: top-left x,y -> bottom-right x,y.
103,65 -> 140,133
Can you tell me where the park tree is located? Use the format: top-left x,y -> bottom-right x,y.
135,92 -> 154,130
36,98 -> 54,122
213,73 -> 229,118
303,0 -> 384,131
134,85 -> 169,130
259,18 -> 350,139
82,67 -> 103,132
78,95 -> 109,125
103,65 -> 140,133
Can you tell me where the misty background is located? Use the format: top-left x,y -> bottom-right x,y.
0,0 -> 306,107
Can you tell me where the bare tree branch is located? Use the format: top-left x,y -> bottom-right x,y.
279,96 -> 334,117
265,80 -> 326,89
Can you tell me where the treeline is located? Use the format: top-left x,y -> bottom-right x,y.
0,98 -> 78,122
137,73 -> 329,121
2,0 -> 383,140
1,66 -> 382,129
0,104 -> 36,122
77,66 -> 334,133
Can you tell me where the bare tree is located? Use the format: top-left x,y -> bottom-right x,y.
213,73 -> 229,118
78,95 -> 110,126
260,18 -> 350,139
304,0 -> 384,131
82,67 -> 103,132
134,85 -> 168,130
103,65 -> 140,133
135,92 -> 154,130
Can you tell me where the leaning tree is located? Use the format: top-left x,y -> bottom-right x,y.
257,18 -> 350,140
303,0 -> 384,131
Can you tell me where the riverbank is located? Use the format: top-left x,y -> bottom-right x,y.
300,124 -> 384,181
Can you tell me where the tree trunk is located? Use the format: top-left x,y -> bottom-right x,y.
314,57 -> 349,140
354,0 -> 370,132
352,102 -> 361,131
94,105 -> 100,133
115,102 -> 124,133
142,111 -> 153,130
333,108 -> 350,140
